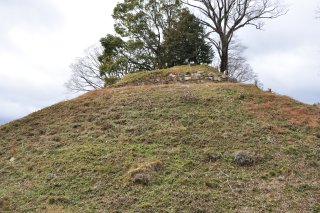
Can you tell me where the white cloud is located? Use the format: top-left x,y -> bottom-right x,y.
237,0 -> 320,103
0,0 -> 117,124
1,99 -> 38,121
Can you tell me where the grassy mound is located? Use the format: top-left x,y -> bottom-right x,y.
1,81 -> 320,212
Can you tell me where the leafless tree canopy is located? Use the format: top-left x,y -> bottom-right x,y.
182,0 -> 287,73
228,40 -> 257,83
66,45 -> 105,92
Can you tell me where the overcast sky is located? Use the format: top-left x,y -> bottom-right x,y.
0,0 -> 319,125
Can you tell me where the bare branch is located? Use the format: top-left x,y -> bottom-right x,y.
183,0 -> 287,72
65,44 -> 105,93
227,39 -> 257,83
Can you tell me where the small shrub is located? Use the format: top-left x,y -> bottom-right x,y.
127,161 -> 162,185
132,173 -> 150,185
233,150 -> 255,166
105,77 -> 119,86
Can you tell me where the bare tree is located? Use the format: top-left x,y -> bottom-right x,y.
182,0 -> 287,74
228,40 -> 257,82
66,45 -> 105,92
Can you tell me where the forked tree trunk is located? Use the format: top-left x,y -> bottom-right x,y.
181,0 -> 286,76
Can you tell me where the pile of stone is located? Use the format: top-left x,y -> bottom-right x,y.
129,70 -> 231,86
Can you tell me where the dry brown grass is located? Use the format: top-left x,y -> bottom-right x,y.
45,205 -> 71,213
247,92 -> 320,129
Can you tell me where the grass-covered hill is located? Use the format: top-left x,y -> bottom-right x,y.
1,65 -> 320,212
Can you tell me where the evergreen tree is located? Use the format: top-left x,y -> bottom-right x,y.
98,34 -> 129,86
112,0 -> 182,70
98,0 -> 215,85
99,34 -> 146,81
162,9 -> 213,67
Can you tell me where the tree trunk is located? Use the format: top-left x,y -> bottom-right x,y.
220,42 -> 229,75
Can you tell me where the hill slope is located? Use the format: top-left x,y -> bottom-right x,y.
1,67 -> 320,212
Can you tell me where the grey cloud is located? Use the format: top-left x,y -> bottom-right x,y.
0,0 -> 64,125
0,77 -> 76,124
238,2 -> 320,56
291,90 -> 320,104
0,91 -> 74,126
0,0 -> 63,52
0,0 -> 62,28
0,0 -> 114,125
0,118 -> 10,126
236,0 -> 320,104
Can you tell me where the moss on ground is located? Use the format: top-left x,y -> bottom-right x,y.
0,81 -> 319,212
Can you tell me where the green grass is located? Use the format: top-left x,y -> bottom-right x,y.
0,79 -> 319,212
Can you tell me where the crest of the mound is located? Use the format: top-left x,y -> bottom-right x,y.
115,65 -> 235,87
